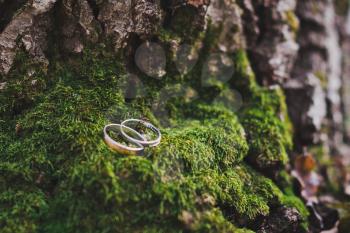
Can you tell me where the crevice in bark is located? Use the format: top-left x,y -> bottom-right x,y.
253,3 -> 267,46
86,0 -> 99,18
159,0 -> 173,28
295,46 -> 328,61
297,18 -> 326,33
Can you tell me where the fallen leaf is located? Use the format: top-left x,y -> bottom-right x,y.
294,152 -> 316,174
292,151 -> 321,202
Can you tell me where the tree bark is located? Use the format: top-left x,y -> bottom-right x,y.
1,0 -> 349,232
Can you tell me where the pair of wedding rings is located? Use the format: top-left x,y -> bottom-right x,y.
103,119 -> 161,155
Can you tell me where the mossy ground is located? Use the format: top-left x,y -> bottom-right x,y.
0,29 -> 308,232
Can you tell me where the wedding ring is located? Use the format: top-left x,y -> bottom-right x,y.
120,119 -> 161,147
104,124 -> 145,155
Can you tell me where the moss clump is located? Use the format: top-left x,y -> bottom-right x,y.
231,50 -> 293,171
0,47 -> 132,232
227,50 -> 308,227
153,118 -> 248,173
181,209 -> 255,233
0,49 -> 47,116
280,192 -> 309,221
239,94 -> 291,170
190,165 -> 280,219
0,48 -> 252,232
39,157 -> 279,232
231,49 -> 257,96
0,189 -> 47,233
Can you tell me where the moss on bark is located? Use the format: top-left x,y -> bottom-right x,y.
0,19 -> 308,233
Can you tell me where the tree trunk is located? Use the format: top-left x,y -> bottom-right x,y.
0,0 -> 349,232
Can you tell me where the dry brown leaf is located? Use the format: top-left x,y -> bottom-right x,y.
294,152 -> 316,174
292,152 -> 321,202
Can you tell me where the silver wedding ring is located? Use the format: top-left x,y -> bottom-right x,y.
103,119 -> 161,155
104,124 -> 145,155
120,119 -> 162,147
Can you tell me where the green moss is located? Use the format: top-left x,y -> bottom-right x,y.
0,48 -> 248,232
39,154 -> 258,232
190,165 -> 277,219
314,71 -> 328,89
152,118 -> 248,173
280,192 -> 309,219
0,189 -> 47,233
277,173 -> 309,222
285,11 -> 299,35
226,50 -> 307,226
0,49 -> 47,116
231,51 -> 292,170
273,172 -> 309,230
279,193 -> 309,231
157,28 -> 182,44
182,209 -> 254,233
0,32 -> 307,232
231,49 -> 258,96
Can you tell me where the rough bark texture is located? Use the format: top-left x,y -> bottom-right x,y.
1,0 -> 349,232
